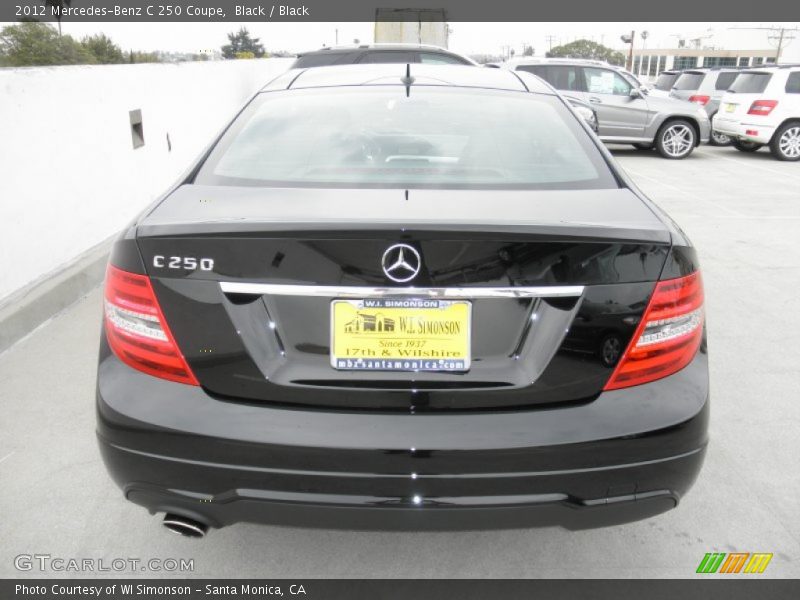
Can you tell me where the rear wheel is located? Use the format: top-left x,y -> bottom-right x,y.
769,122 -> 800,161
632,143 -> 653,150
732,139 -> 763,153
655,120 -> 696,159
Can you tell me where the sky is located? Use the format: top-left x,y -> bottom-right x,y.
19,21 -> 800,61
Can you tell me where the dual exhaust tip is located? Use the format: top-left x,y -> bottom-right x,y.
163,514 -> 208,538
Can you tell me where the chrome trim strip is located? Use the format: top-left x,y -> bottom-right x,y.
219,282 -> 584,299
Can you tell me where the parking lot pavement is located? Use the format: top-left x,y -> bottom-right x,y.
1,144 -> 799,579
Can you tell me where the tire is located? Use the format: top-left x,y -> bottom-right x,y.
632,143 -> 653,150
655,119 -> 696,159
769,122 -> 800,161
732,139 -> 763,153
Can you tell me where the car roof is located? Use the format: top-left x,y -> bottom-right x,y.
261,64 -> 555,94
297,44 -> 456,56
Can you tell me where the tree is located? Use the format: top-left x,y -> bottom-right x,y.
0,21 -> 95,66
81,33 -> 124,64
221,27 -> 265,59
523,45 -> 534,57
546,39 -> 625,66
42,1 -> 72,35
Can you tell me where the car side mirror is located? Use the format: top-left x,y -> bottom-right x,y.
629,87 -> 643,99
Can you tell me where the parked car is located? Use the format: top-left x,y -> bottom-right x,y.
505,59 -> 711,158
97,64 -> 708,535
566,96 -> 599,133
669,68 -> 743,146
291,44 -> 476,68
649,70 -> 682,98
713,66 -> 800,161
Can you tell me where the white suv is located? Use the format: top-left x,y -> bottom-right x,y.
712,66 -> 800,161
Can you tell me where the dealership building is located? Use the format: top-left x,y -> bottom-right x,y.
631,48 -> 777,79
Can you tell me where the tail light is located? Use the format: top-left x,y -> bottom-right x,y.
104,265 -> 198,385
689,95 -> 710,106
604,272 -> 704,391
747,100 -> 778,116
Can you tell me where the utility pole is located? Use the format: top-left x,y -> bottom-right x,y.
545,35 -> 556,52
730,26 -> 798,64
621,31 -> 635,71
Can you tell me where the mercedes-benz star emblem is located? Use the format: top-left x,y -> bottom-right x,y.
381,244 -> 421,283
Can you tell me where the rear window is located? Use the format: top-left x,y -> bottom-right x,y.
729,73 -> 772,94
195,87 -> 616,190
654,72 -> 679,91
420,52 -> 469,65
786,72 -> 800,94
714,72 -> 739,91
672,73 -> 705,91
292,53 -> 358,68
359,51 -> 416,64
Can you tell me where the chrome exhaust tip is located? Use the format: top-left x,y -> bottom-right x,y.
163,514 -> 208,538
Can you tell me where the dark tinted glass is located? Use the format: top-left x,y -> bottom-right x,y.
516,65 -> 582,91
654,72 -> 679,91
786,72 -> 800,94
292,53 -> 358,68
729,73 -> 772,93
359,51 -> 416,64
714,72 -> 739,91
673,73 -> 705,91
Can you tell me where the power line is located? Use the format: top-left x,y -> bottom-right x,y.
729,26 -> 799,62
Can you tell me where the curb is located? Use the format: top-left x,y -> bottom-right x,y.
0,238 -> 113,354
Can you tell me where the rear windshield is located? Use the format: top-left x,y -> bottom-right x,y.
292,53 -> 358,68
714,72 -> 739,91
195,87 -> 617,190
729,73 -> 772,94
654,72 -> 679,91
672,73 -> 705,91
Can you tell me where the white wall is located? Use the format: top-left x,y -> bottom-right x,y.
0,58 -> 292,303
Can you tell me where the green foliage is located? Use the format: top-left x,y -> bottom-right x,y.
221,27 -> 265,59
81,33 -> 125,64
522,45 -> 534,57
127,50 -> 161,64
546,39 -> 625,66
0,21 -> 95,66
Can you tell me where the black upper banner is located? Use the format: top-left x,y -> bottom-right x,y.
1,0 -> 798,23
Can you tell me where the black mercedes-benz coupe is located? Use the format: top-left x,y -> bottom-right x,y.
96,64 -> 708,536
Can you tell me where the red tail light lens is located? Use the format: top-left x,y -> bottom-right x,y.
689,95 -> 710,106
747,100 -> 778,115
104,265 -> 199,385
604,272 -> 704,391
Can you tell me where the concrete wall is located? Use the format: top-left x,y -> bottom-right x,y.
0,58 -> 292,304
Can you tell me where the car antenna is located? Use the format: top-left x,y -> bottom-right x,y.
401,63 -> 414,97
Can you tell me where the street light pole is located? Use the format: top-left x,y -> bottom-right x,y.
628,30 -> 635,72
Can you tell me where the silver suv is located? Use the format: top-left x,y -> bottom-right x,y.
507,59 -> 711,159
669,68 -> 743,146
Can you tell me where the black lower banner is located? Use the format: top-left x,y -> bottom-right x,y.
3,579 -> 800,600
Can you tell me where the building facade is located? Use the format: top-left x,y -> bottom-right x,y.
632,48 -> 777,79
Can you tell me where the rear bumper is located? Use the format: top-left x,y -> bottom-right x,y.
712,116 -> 776,144
96,349 -> 709,531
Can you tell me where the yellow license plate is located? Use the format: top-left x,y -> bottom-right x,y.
331,299 -> 471,371
725,103 -> 736,113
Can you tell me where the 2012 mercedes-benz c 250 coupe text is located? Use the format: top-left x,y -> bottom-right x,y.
96,65 -> 709,537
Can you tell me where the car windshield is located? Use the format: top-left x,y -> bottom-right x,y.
654,72 -> 679,91
729,73 -> 772,93
195,87 -> 616,190
673,73 -> 705,91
